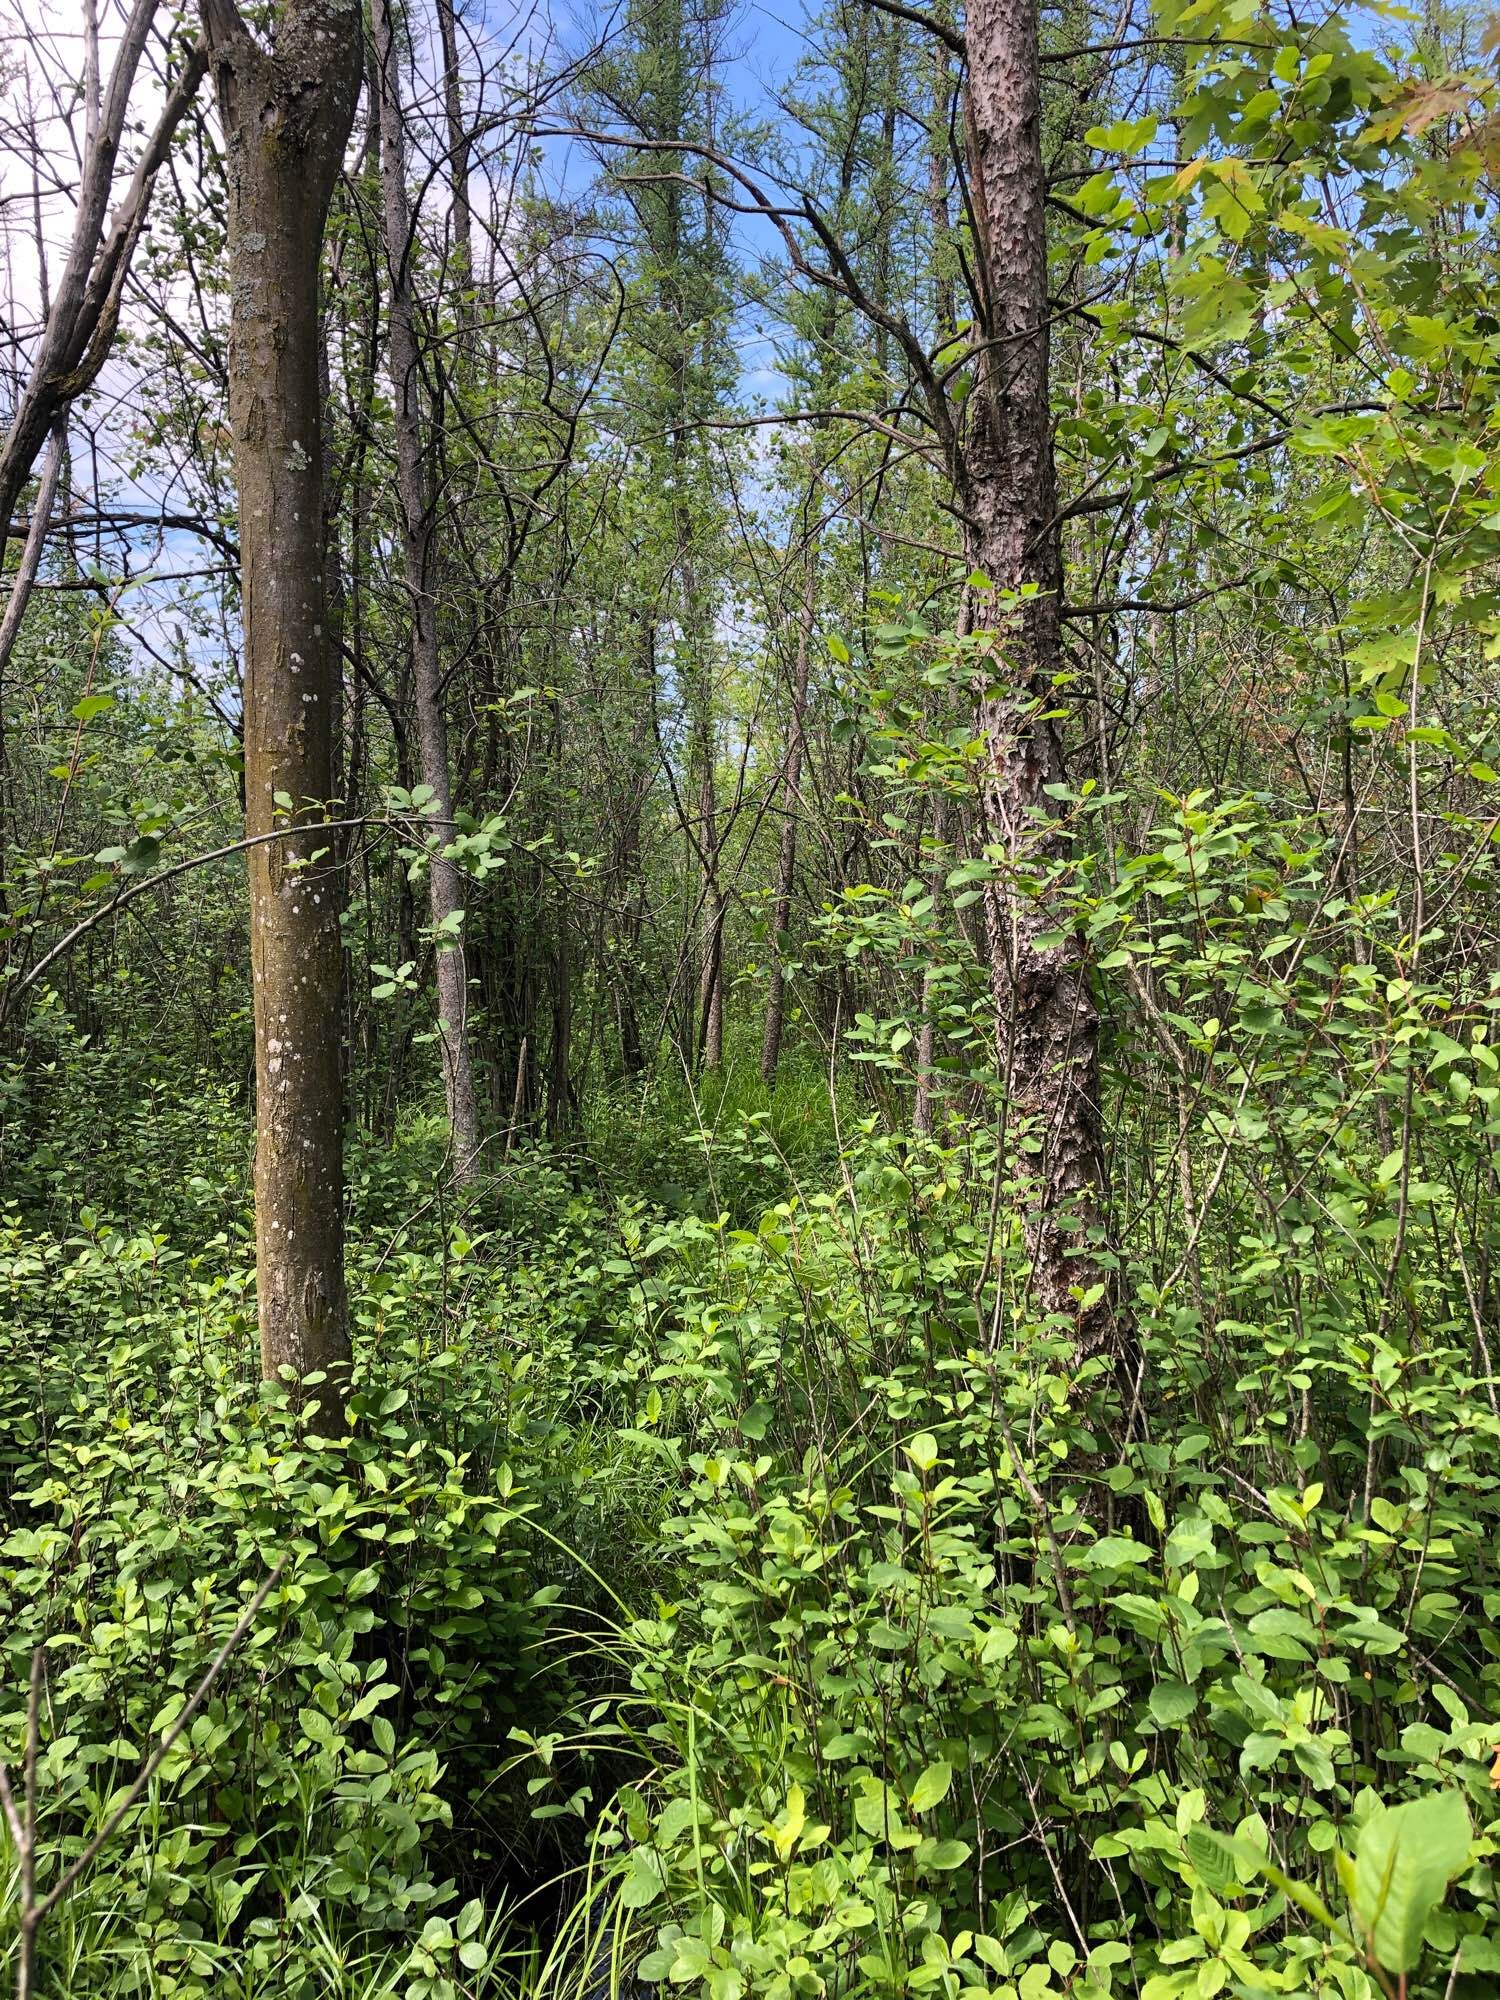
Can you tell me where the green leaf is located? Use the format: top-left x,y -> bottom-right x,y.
1071,1536 -> 1151,1571
121,836 -> 161,876
854,1778 -> 903,1839
618,1846 -> 667,1910
1351,1790 -> 1471,1974
919,1838 -> 971,1870
1149,1680 -> 1198,1728
1178,265 -> 1257,349
903,1432 -> 939,1472
1185,1827 -> 1239,1893
1245,1607 -> 1315,1660
909,1760 -> 953,1813
768,1783 -> 806,1860
1293,1738 -> 1335,1789
1185,1826 -> 1338,1934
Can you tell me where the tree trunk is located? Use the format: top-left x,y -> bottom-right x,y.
371,0 -> 483,1186
616,633 -> 652,1078
962,0 -> 1122,1364
548,931 -> 575,1139
203,0 -> 360,1410
435,0 -> 474,295
928,36 -> 956,342
697,745 -> 725,1071
676,481 -> 723,1074
761,553 -> 815,1085
0,6 -> 206,573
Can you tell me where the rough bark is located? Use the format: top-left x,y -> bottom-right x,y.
962,0 -> 1122,1362
371,0 -> 483,1185
202,0 -> 361,1409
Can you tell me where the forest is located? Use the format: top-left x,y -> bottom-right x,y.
1,0 -> 1498,1989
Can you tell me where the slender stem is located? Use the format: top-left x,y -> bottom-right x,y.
1,1560 -> 285,1999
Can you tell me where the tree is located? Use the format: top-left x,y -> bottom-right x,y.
371,0 -> 484,1186
0,1 -> 207,570
201,0 -> 362,1410
760,547 -> 816,1084
561,0 -> 1130,1361
960,0 -> 1121,1360
0,1 -> 207,908
586,0 -> 738,1074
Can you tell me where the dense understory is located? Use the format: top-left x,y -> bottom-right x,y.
3,1012 -> 1498,1998
5,0 -> 1500,1988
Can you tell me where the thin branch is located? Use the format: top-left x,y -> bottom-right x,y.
4,819 -> 371,1012
0,417 -> 66,683
855,0 -> 966,59
35,1558 -> 288,1925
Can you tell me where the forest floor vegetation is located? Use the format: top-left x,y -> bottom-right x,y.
2,1040 -> 1498,1999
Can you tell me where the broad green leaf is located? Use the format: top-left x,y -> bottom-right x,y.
1351,1790 -> 1471,1973
618,1846 -> 667,1910
903,1432 -> 939,1472
909,1760 -> 953,1813
1150,1680 -> 1198,1728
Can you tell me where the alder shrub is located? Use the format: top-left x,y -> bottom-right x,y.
536,1142 -> 1500,2000
0,1126 -> 615,1996
4,883 -> 1500,2000
562,772 -> 1500,2000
